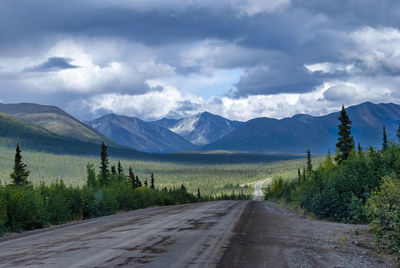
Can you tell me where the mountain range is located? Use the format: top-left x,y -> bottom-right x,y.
0,109 -> 291,164
150,112 -> 242,145
86,114 -> 195,153
202,102 -> 400,154
0,101 -> 399,155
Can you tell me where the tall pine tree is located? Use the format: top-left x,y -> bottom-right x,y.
129,168 -> 136,189
10,145 -> 30,186
117,161 -> 123,174
335,105 -> 355,164
150,172 -> 155,189
382,126 -> 388,151
397,121 -> 400,143
86,163 -> 96,187
99,142 -> 109,185
306,150 -> 313,178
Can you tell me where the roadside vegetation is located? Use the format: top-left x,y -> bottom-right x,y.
265,106 -> 400,257
0,147 -> 309,196
0,143 -> 251,234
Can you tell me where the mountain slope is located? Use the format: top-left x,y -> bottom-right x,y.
87,114 -> 195,153
202,102 -> 400,154
150,112 -> 243,145
0,112 -> 129,155
0,103 -> 114,145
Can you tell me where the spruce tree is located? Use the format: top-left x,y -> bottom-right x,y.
357,142 -> 362,155
86,163 -> 96,187
197,188 -> 201,199
150,173 -> 155,189
397,121 -> 400,143
297,168 -> 301,181
335,105 -> 355,164
136,175 -> 142,187
382,126 -> 388,151
117,161 -> 123,174
99,142 -> 109,185
111,165 -> 116,175
129,168 -> 136,189
306,150 -> 313,177
10,145 -> 30,186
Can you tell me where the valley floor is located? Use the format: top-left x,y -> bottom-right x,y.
0,201 -> 395,267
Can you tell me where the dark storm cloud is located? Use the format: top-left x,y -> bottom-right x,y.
234,64 -> 321,96
1,0 -> 400,109
24,57 -> 79,72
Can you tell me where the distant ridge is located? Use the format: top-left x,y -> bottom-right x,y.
201,102 -> 400,154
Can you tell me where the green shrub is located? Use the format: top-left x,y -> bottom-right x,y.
0,190 -> 7,233
366,177 -> 400,256
5,186 -> 47,231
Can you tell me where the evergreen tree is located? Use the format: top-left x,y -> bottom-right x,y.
150,172 -> 155,189
129,168 -> 136,189
297,168 -> 301,181
324,151 -> 335,169
197,188 -> 201,199
111,165 -> 116,175
358,142 -> 363,155
10,144 -> 30,186
136,176 -> 142,187
86,163 -> 96,187
306,150 -> 313,177
382,126 -> 388,151
335,105 -> 355,164
181,184 -> 186,191
397,121 -> 400,143
117,161 -> 123,174
99,142 -> 109,185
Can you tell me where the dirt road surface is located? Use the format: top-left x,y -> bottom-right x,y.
0,201 -> 395,267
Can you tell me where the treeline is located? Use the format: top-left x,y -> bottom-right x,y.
265,106 -> 400,256
0,142 -> 250,234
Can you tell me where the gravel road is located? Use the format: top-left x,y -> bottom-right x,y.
0,201 -> 395,267
253,178 -> 271,201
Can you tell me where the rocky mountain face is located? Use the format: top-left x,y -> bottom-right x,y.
150,112 -> 243,145
87,114 -> 196,153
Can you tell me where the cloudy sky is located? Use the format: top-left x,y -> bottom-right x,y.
1,0 -> 400,121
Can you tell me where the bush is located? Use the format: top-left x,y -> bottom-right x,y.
5,185 -> 47,231
0,191 -> 7,234
366,177 -> 400,256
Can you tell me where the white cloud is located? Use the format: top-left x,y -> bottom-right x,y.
345,27 -> 400,74
233,0 -> 291,16
1,39 -> 176,94
305,62 -> 354,74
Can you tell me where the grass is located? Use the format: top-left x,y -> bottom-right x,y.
0,146 -> 318,196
